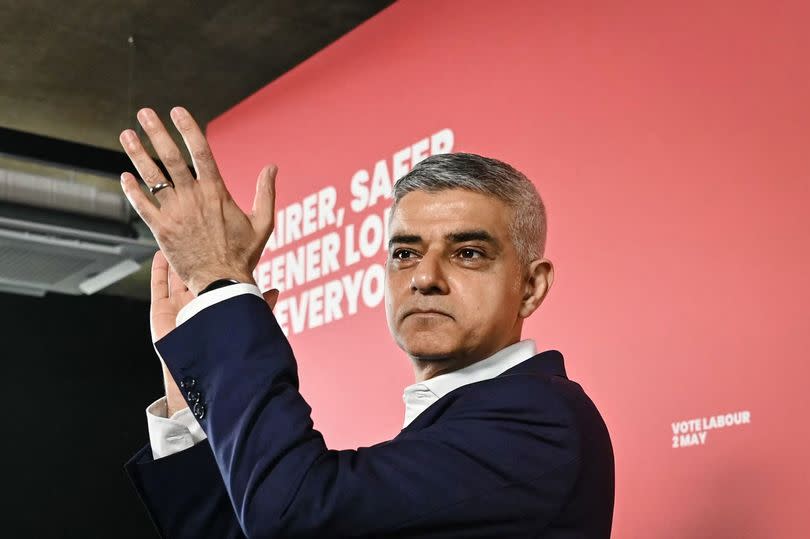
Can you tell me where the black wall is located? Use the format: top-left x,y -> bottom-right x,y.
1,290 -> 162,537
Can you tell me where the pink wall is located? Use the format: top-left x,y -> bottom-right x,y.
208,1 -> 810,536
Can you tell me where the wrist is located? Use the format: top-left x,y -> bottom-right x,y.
197,278 -> 240,296
189,271 -> 255,296
166,395 -> 189,417
162,364 -> 188,416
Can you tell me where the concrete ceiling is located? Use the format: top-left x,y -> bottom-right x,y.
0,0 -> 393,300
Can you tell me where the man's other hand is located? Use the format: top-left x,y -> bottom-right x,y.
150,249 -> 279,415
150,250 -> 194,343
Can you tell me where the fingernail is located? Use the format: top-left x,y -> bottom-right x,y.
120,130 -> 136,146
137,108 -> 155,126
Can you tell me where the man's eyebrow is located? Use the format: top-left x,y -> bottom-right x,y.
388,234 -> 422,248
445,229 -> 500,246
387,230 -> 501,249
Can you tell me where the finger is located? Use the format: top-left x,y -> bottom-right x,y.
119,129 -> 174,199
136,108 -> 195,189
167,260 -> 188,298
263,289 -> 280,310
169,107 -> 222,183
120,172 -> 161,229
251,164 -> 277,238
150,251 -> 169,301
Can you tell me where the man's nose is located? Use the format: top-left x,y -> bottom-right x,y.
410,251 -> 449,295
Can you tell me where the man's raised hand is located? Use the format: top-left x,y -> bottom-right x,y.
119,107 -> 277,295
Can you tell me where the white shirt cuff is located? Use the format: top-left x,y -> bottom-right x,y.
175,283 -> 263,327
146,396 -> 208,460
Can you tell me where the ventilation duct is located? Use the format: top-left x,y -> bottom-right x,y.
0,168 -> 156,296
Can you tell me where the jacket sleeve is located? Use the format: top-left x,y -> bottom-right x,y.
125,440 -> 246,538
154,293 -> 581,538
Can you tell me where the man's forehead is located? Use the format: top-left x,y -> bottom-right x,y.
389,190 -> 511,243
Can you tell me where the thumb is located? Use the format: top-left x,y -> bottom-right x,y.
251,164 -> 277,237
263,288 -> 280,310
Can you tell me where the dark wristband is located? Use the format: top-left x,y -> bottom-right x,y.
197,278 -> 240,296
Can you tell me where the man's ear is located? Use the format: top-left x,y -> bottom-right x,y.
519,258 -> 554,319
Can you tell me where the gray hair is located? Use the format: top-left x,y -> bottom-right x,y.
392,152 -> 547,266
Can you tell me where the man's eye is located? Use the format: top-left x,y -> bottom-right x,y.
459,248 -> 483,259
393,249 -> 414,260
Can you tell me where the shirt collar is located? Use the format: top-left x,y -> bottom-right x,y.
401,339 -> 538,427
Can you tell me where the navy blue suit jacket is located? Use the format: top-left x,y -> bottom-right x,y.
126,293 -> 614,538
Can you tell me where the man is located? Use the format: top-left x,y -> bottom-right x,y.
122,107 -> 614,538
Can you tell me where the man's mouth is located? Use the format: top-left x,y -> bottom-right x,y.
402,308 -> 454,321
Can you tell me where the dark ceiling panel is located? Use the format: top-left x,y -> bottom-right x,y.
0,0 -> 394,151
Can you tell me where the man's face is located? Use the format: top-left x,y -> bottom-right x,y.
385,189 -> 528,367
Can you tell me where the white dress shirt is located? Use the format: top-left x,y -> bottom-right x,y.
146,284 -> 538,459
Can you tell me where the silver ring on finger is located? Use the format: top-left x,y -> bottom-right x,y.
149,181 -> 175,196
